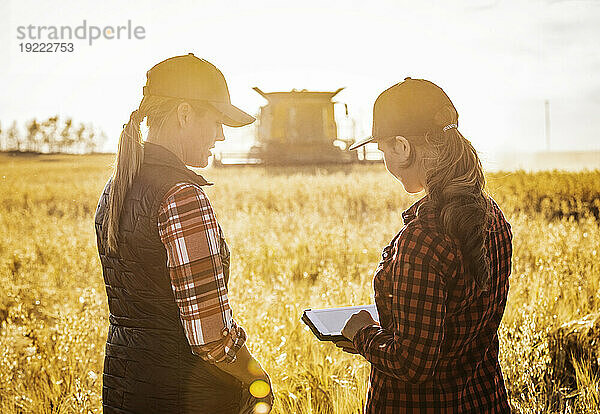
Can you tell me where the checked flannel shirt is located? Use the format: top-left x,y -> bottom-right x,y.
353,196 -> 513,413
157,182 -> 246,364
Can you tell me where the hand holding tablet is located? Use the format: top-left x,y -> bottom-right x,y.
301,304 -> 380,342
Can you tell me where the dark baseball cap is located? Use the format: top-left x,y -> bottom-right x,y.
349,77 -> 458,150
143,53 -> 255,127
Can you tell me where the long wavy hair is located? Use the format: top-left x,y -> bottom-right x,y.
406,105 -> 492,289
105,96 -> 206,254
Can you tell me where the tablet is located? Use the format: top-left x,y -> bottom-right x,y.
301,304 -> 379,342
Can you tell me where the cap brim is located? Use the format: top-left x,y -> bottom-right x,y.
210,102 -> 255,127
348,136 -> 375,150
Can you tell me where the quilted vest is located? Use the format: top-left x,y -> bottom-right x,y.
94,142 -> 241,414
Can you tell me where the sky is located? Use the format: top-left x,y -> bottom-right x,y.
1,0 -> 599,162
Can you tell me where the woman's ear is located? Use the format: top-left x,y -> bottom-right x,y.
392,136 -> 410,162
176,102 -> 193,128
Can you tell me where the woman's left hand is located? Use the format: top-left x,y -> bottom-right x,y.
333,339 -> 359,354
341,310 -> 378,341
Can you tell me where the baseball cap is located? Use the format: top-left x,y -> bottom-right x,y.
143,53 -> 255,127
349,77 -> 458,150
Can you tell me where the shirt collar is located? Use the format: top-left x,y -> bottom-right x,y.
142,142 -> 213,187
401,196 -> 428,224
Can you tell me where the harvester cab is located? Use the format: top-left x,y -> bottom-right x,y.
213,87 -> 359,166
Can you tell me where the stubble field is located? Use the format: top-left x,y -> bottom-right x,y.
1,153 -> 599,413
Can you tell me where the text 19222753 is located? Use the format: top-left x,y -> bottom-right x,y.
19,43 -> 74,52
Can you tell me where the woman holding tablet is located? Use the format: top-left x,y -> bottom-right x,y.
339,78 -> 513,413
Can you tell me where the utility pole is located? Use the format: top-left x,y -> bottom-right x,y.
544,100 -> 551,151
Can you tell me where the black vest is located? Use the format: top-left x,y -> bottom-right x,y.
94,143 -> 241,414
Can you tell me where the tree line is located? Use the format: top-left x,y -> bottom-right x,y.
0,116 -> 107,154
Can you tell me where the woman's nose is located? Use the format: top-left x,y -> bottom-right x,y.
216,124 -> 225,141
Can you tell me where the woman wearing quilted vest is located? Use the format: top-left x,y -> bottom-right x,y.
338,78 -> 513,413
94,54 -> 272,414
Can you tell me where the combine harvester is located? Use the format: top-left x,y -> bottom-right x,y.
213,87 -> 378,166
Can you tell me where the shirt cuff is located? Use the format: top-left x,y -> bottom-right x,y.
191,321 -> 247,364
352,323 -> 381,355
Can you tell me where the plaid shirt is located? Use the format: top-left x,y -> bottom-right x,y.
353,196 -> 512,413
157,182 -> 246,364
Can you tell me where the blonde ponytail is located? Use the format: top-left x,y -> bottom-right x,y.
104,96 -> 210,253
106,107 -> 144,253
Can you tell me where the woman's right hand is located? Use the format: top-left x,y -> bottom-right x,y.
241,367 -> 274,413
212,345 -> 273,411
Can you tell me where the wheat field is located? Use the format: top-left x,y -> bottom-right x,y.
1,153 -> 599,413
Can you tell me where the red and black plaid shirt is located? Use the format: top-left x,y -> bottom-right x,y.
353,196 -> 512,413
